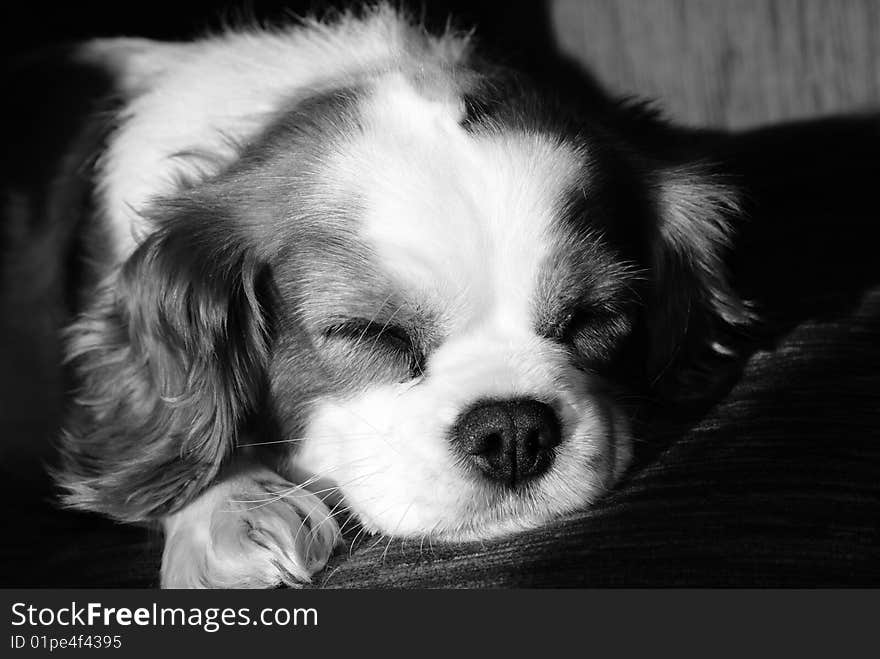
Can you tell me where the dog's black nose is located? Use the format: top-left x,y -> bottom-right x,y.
452,399 -> 562,487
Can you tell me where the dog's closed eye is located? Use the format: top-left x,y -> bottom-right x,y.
324,320 -> 425,378
559,304 -> 634,364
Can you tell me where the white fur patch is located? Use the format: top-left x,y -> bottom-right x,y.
82,6 -> 471,260
337,75 -> 582,328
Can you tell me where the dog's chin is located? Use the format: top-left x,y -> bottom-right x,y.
294,400 -> 633,543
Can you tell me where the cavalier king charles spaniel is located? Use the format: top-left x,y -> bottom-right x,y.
31,4 -> 751,587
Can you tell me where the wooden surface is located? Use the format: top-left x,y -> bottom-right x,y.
551,0 -> 880,127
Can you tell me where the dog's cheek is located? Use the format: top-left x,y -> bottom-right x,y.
558,388 -> 633,485
290,383 -> 474,536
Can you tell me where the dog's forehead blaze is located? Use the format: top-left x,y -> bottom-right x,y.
322,74 -> 586,334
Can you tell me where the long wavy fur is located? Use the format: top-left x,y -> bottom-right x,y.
54,198 -> 272,522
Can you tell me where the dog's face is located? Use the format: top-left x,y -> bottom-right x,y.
61,54 -> 746,539
270,74 -> 640,539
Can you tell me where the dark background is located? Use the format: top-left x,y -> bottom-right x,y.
2,0 -> 879,587
8,1 -> 880,127
0,1 -> 553,60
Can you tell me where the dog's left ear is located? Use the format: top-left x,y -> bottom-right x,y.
645,165 -> 753,399
56,196 -> 274,522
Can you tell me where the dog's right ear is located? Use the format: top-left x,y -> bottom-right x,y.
643,164 -> 754,400
55,196 -> 273,522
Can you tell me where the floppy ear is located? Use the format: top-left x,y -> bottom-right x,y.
645,166 -> 754,399
55,197 -> 273,522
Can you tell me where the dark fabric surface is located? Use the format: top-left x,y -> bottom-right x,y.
2,0 -> 879,588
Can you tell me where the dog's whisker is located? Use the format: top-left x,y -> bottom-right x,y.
228,460 -> 379,506
327,401 -> 410,461
236,433 -> 375,448
367,301 -> 407,354
343,497 -> 400,557
337,514 -> 362,538
380,501 -> 416,563
351,291 -> 397,353
227,469 -> 349,509
365,532 -> 388,554
294,471 -> 385,555
348,525 -> 372,559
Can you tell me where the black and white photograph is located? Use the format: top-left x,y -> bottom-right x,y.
2,0 -> 879,601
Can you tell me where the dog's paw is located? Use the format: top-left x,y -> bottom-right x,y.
160,469 -> 340,588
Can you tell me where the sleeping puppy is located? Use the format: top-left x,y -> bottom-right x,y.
15,5 -> 750,587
